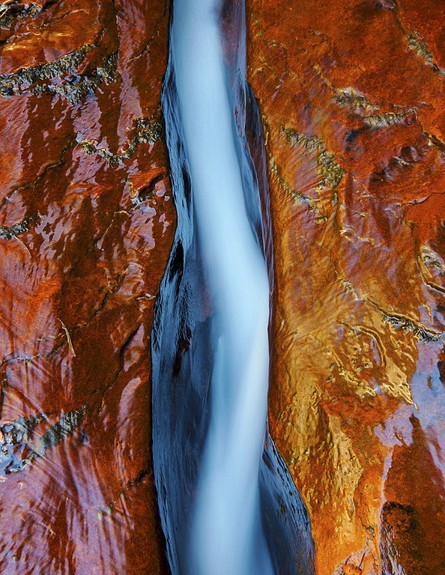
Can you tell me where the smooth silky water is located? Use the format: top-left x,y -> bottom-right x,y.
171,1 -> 272,574
151,1 -> 315,573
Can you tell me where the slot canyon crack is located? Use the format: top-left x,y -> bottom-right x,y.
151,0 -> 315,573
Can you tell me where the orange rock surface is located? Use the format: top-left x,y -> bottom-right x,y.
247,0 -> 445,573
2,0 -> 444,573
0,1 -> 173,573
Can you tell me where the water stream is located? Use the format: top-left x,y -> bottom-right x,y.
151,1 -> 315,573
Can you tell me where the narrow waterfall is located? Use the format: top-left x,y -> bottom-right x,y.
171,1 -> 272,573
151,1 -> 315,573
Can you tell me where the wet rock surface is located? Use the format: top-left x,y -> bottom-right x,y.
2,0 -> 444,573
246,0 -> 445,573
0,0 -> 173,573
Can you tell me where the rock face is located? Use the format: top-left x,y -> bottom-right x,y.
0,1 -> 173,573
246,0 -> 445,573
2,0 -> 444,573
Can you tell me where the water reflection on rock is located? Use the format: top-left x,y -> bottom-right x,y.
247,0 -> 445,572
0,1 -> 174,572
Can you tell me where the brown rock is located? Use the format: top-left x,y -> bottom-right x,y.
0,0 -> 173,573
247,0 -> 445,572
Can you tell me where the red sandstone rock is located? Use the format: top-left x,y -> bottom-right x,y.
0,1 -> 173,573
247,0 -> 445,573
2,1 -> 444,573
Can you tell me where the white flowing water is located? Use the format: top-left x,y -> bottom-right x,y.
171,1 -> 273,573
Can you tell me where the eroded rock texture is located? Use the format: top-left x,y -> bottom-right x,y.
0,1 -> 173,573
247,0 -> 445,573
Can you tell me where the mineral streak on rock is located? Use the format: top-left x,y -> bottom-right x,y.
334,88 -> 380,114
0,213 -> 40,239
0,407 -> 86,475
407,31 -> 445,76
0,46 -> 119,104
282,127 -> 346,191
80,115 -> 163,167
247,0 -> 445,573
0,0 -> 173,573
0,1 -> 45,29
0,43 -> 97,94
